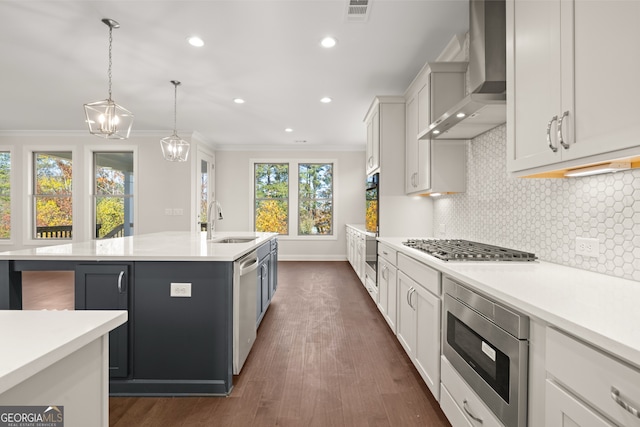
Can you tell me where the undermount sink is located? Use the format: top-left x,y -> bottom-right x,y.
210,237 -> 257,244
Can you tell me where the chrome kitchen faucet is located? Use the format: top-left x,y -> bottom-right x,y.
206,200 -> 224,239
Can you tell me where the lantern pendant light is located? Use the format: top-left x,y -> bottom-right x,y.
160,80 -> 190,162
84,18 -> 134,139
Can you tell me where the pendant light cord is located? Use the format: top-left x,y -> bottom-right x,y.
173,83 -> 178,133
107,25 -> 113,101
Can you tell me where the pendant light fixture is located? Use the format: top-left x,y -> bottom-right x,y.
160,80 -> 190,162
84,18 -> 134,139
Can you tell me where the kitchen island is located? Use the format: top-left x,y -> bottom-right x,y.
0,231 -> 278,396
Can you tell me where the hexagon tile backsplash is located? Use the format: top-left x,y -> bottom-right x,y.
433,124 -> 640,281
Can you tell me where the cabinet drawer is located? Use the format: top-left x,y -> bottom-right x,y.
378,242 -> 397,265
545,380 -> 615,427
441,356 -> 503,427
397,253 -> 440,295
546,327 -> 640,427
440,383 -> 473,427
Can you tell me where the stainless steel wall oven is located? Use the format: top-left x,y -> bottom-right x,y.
365,173 -> 379,234
443,276 -> 529,427
364,173 -> 379,287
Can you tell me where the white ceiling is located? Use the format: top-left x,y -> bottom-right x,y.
0,0 -> 469,150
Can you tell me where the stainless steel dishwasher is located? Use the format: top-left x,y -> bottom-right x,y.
233,251 -> 259,374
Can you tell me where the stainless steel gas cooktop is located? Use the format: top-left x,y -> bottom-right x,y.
402,239 -> 537,262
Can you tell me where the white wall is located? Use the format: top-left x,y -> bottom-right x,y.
214,149 -> 366,260
0,132 -> 193,250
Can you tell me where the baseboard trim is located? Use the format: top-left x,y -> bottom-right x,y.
278,255 -> 348,262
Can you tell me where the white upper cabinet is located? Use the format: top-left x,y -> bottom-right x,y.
507,0 -> 640,175
405,62 -> 467,195
365,106 -> 380,175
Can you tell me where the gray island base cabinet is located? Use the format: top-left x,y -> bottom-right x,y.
75,263 -> 131,379
122,261 -> 233,396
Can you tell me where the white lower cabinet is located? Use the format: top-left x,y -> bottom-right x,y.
545,380 -> 614,427
364,273 -> 378,304
345,225 -> 366,284
397,271 -> 417,355
440,356 -> 503,427
413,282 -> 440,398
396,253 -> 441,400
546,327 -> 640,427
377,253 -> 398,333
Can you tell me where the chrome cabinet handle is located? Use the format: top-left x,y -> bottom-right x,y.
368,156 -> 373,168
558,110 -> 570,149
547,115 -> 558,152
408,288 -> 416,310
117,270 -> 125,293
611,387 -> 640,418
381,265 -> 388,280
412,172 -> 418,188
463,400 -> 483,423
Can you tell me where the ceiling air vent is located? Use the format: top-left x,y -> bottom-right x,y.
346,0 -> 371,22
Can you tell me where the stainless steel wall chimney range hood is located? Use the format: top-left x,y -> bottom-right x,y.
419,0 -> 506,140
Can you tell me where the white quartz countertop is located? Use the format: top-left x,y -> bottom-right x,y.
379,237 -> 640,370
346,223 -> 376,236
0,231 -> 278,262
0,310 -> 127,395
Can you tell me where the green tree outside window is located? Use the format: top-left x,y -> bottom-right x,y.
255,163 -> 288,234
0,152 -> 10,239
299,163 -> 333,235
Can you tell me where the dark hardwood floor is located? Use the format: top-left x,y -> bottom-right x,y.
22,262 -> 451,427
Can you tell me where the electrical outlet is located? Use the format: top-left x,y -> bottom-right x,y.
576,237 -> 599,258
173,208 -> 183,216
170,282 -> 192,297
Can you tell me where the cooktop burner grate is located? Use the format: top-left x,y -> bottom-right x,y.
402,239 -> 537,262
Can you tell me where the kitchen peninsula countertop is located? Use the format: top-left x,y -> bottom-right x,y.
0,310 -> 127,395
0,231 -> 278,262
379,236 -> 640,370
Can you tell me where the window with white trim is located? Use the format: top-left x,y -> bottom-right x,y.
33,151 -> 73,239
0,152 -> 10,239
254,163 -> 289,235
94,152 -> 134,239
298,163 -> 333,235
253,160 -> 335,237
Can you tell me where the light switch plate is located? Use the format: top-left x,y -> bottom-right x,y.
576,237 -> 599,258
170,282 -> 192,297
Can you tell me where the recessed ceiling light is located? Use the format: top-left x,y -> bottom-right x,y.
285,128 -> 293,132
187,36 -> 204,47
320,36 -> 337,48
320,97 -> 332,104
433,130 -> 441,135
456,112 -> 466,118
233,98 -> 245,104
